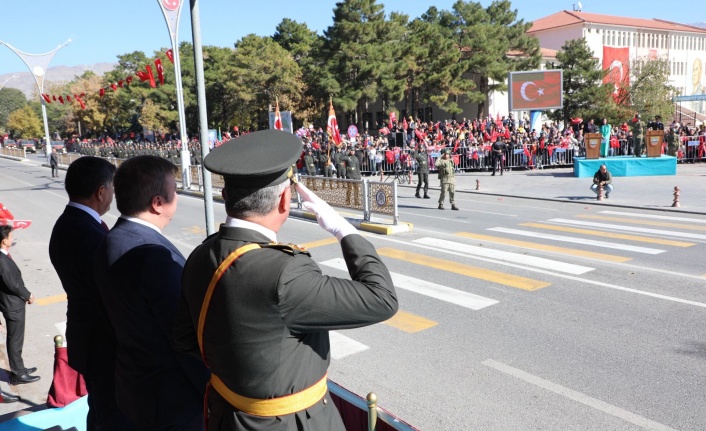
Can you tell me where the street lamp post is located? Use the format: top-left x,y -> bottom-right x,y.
0,75 -> 17,91
0,39 -> 71,162
156,0 -> 191,190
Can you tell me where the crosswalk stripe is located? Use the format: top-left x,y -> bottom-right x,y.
37,293 -> 67,306
455,232 -> 631,263
299,237 -> 339,249
488,228 -> 665,255
520,223 -> 695,247
577,214 -> 706,231
321,258 -> 499,310
549,218 -> 706,240
384,310 -> 438,333
329,331 -> 369,360
414,237 -> 594,275
377,248 -> 550,291
600,210 -> 706,224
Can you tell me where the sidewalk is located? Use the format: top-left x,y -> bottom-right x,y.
405,163 -> 706,215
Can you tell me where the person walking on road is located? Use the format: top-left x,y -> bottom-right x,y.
0,225 -> 39,386
414,144 -> 430,198
436,149 -> 458,210
50,148 -> 60,178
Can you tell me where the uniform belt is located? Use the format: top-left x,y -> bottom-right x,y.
210,373 -> 328,417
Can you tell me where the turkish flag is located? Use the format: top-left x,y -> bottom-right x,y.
273,99 -> 283,130
165,49 -> 174,64
326,100 -> 342,146
402,116 -> 408,131
58,96 -> 64,104
388,111 -> 396,129
146,66 -> 156,88
510,70 -> 562,110
603,47 -> 630,103
99,88 -> 105,98
155,59 -> 165,86
42,94 -> 52,104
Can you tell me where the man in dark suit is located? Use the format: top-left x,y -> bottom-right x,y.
94,156 -> 208,430
50,148 -> 59,177
0,225 -> 39,386
175,131 -> 398,430
49,156 -> 132,430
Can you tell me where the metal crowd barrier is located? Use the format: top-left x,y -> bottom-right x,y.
0,147 -> 27,159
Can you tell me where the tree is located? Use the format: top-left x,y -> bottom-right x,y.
321,0 -> 404,128
402,14 -> 472,118
274,19 -> 325,125
6,105 -> 43,139
0,88 -> 27,130
139,98 -> 165,136
222,35 -> 302,130
442,0 -> 541,118
628,57 -> 676,122
66,71 -> 107,137
554,38 -> 614,126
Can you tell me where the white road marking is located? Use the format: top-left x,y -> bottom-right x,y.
600,210 -> 706,224
399,208 -> 518,218
488,227 -> 665,254
364,235 -> 706,309
321,258 -> 498,310
329,331 -> 369,360
549,218 -> 706,241
414,237 -> 594,275
482,359 -> 677,431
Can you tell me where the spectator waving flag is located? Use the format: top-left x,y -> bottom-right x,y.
273,97 -> 283,130
327,98 -> 342,146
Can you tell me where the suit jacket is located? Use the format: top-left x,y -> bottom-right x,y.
50,153 -> 59,167
175,226 -> 398,431
49,205 -> 114,375
94,218 -> 208,429
0,252 -> 30,312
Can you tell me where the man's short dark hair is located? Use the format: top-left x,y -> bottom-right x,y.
114,155 -> 178,216
0,225 -> 13,242
65,156 -> 116,201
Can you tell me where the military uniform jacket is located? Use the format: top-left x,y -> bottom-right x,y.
631,120 -> 644,138
344,155 -> 362,179
436,158 -> 455,184
303,154 -> 316,174
414,151 -> 429,174
175,226 -> 397,431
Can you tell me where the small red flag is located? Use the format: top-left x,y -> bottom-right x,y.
118,80 -> 124,88
110,83 -> 117,92
146,66 -> 156,88
99,88 -> 105,97
165,49 -> 174,64
53,95 -> 57,101
58,96 -> 64,104
76,96 -> 86,110
155,59 -> 164,86
42,94 -> 52,104
66,95 -> 72,102
126,76 -> 133,85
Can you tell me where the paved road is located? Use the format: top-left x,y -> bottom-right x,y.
1,154 -> 705,430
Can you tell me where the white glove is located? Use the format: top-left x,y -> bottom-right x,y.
296,182 -> 358,241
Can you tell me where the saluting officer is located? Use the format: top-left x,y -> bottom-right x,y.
175,130 -> 397,430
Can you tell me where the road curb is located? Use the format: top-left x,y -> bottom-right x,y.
289,209 -> 412,235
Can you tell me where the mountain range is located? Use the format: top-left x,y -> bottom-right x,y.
0,63 -> 116,99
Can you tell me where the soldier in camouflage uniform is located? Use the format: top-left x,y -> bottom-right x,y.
436,149 -> 458,210
630,113 -> 645,156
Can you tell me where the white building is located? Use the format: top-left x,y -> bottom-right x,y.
527,9 -> 706,124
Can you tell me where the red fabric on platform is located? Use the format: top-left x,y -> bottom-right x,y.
47,346 -> 87,408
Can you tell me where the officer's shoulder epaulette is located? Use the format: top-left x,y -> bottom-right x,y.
261,242 -> 311,256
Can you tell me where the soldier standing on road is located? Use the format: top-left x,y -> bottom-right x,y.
344,147 -> 362,206
630,113 -> 645,156
414,144 -> 430,199
436,149 -> 458,210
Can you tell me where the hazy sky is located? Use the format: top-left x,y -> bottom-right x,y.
0,0 -> 698,76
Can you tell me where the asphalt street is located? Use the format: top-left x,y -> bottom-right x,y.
0,153 -> 705,430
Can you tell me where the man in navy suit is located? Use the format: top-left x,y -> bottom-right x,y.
94,156 -> 208,430
50,156 -> 132,430
0,225 -> 39,386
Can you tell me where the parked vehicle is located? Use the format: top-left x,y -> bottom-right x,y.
50,141 -> 66,153
2,139 -> 17,148
18,139 -> 36,153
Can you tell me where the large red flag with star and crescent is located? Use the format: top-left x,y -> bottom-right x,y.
509,70 -> 563,111
273,98 -> 283,130
327,100 -> 342,146
603,47 -> 630,103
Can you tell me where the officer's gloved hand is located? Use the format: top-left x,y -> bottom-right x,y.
296,183 -> 358,241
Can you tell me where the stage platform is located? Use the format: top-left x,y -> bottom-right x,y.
573,155 -> 677,178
